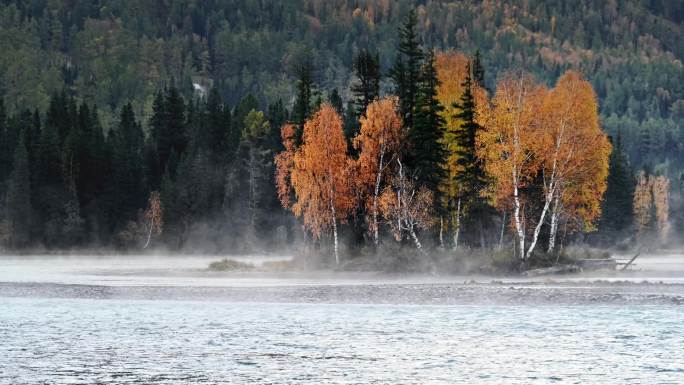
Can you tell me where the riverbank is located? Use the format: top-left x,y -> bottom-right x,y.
1,255 -> 683,305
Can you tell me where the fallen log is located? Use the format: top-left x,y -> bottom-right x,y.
621,250 -> 641,271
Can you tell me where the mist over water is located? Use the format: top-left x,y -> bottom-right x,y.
1,254 -> 683,384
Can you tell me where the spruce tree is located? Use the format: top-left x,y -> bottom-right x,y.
110,103 -> 145,229
206,87 -> 228,156
407,49 -> 445,192
390,9 -> 423,129
453,62 -> 491,246
35,108 -> 68,246
5,136 -> 31,248
599,131 -> 635,240
292,63 -> 313,145
351,49 -> 381,117
472,50 -> 486,89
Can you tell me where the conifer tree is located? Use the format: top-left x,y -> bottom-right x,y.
407,49 -> 445,192
292,63 -> 314,144
5,136 -> 31,247
599,131 -> 635,238
110,103 -> 145,230
472,50 -> 485,89
453,62 -> 491,246
352,49 -> 381,117
391,9 -> 423,129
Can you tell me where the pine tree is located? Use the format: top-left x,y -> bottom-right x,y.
390,9 -> 423,129
5,136 -> 31,248
453,62 -> 491,246
110,103 -> 145,230
292,63 -> 314,144
206,87 -> 228,157
351,49 -> 381,117
35,107 -> 69,246
328,88 -> 344,115
472,50 -> 486,89
599,131 -> 635,240
407,49 -> 445,192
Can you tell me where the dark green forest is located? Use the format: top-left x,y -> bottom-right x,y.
0,0 -> 682,254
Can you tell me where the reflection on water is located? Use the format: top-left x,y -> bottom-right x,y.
2,298 -> 683,384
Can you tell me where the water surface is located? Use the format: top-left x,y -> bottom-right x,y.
2,298 -> 683,384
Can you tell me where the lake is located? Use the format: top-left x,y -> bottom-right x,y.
1,256 -> 683,384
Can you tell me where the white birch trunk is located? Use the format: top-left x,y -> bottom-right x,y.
409,225 -> 426,255
524,188 -> 553,260
372,151 -> 384,246
144,220 -> 153,249
498,210 -> 506,250
330,193 -> 339,265
453,197 -> 461,250
512,169 -> 525,260
547,193 -> 561,254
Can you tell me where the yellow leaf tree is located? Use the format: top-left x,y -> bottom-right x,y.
540,70 -> 611,253
479,72 -> 548,261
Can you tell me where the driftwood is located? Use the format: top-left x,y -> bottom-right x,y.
620,250 -> 641,271
522,264 -> 581,277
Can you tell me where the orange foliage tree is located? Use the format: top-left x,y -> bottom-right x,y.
481,71 -> 611,260
540,71 -> 611,252
274,123 -> 297,209
353,97 -> 404,246
289,104 -> 356,264
479,73 -> 547,261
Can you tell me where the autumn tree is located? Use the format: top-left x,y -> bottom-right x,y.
540,71 -> 611,253
434,50 -> 469,247
482,71 -> 611,260
479,73 -> 547,261
289,104 -> 356,264
275,123 -> 297,210
353,97 -> 404,246
379,159 -> 434,253
634,171 -> 670,247
143,191 -> 163,248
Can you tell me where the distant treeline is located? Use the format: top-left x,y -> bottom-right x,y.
0,2 -> 683,258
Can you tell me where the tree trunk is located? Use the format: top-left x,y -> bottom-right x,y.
372,151 -> 384,247
512,172 -> 525,260
453,196 -> 461,250
409,225 -> 426,255
498,210 -> 506,250
144,220 -> 153,249
439,216 -> 444,249
330,194 -> 339,265
525,189 -> 553,260
547,194 -> 561,253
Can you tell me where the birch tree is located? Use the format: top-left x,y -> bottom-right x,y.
379,159 -> 435,254
289,104 -> 356,264
479,73 -> 547,261
540,71 -> 611,253
353,97 -> 404,246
